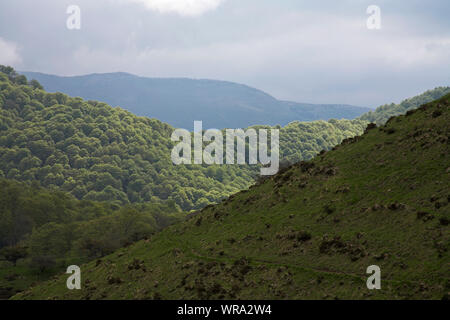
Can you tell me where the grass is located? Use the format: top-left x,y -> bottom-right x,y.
0,261 -> 58,299
12,94 -> 450,300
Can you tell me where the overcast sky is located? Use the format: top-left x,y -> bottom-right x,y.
0,0 -> 449,107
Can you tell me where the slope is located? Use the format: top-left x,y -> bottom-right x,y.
0,66 -> 368,209
0,67 -> 257,210
0,178 -> 182,299
21,71 -> 371,129
359,86 -> 450,125
14,94 -> 450,300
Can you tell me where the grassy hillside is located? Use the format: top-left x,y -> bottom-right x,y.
15,94 -> 449,300
21,71 -> 371,129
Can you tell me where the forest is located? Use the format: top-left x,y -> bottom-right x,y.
0,65 -> 371,210
14,92 -> 450,300
359,86 -> 450,125
0,178 -> 183,297
1,65 -> 448,299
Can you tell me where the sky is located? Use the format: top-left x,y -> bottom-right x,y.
0,0 -> 449,107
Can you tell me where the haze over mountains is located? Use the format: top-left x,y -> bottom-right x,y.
21,71 -> 371,129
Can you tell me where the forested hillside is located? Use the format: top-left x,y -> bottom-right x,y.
359,86 -> 450,125
16,93 -> 449,300
0,178 -> 182,298
1,66 -> 368,209
0,66 -> 258,210
253,119 -> 367,164
1,65 -> 448,300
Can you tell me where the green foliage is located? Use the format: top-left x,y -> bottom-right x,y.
278,119 -> 367,163
0,67 -> 256,210
0,246 -> 28,266
0,178 -> 183,260
359,86 -> 450,125
0,66 -> 368,210
0,178 -> 184,296
15,94 -> 449,300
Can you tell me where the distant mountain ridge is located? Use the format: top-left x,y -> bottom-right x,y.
21,71 -> 371,129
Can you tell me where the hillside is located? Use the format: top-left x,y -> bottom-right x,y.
0,66 -> 257,210
0,178 -> 182,298
21,71 -> 371,129
15,94 -> 450,300
359,86 -> 450,125
0,66 -> 368,209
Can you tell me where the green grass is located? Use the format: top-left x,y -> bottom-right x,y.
12,94 -> 450,300
0,261 -> 59,299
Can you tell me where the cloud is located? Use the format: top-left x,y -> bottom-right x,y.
127,0 -> 224,16
63,8 -> 450,107
0,37 -> 21,65
2,0 -> 448,106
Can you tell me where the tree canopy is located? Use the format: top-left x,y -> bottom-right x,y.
0,65 -> 369,209
359,86 -> 450,125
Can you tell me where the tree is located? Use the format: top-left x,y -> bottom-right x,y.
0,245 -> 28,266
29,79 -> 43,90
31,255 -> 55,273
14,75 -> 27,85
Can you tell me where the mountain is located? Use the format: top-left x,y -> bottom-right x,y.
14,93 -> 450,300
0,67 -> 256,210
20,71 -> 371,129
0,66 -> 368,210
